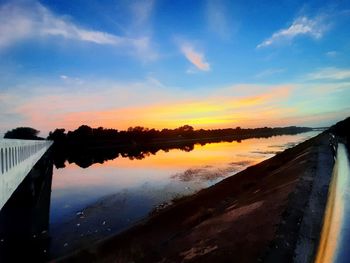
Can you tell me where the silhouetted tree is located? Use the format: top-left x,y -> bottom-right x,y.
48,128 -> 66,141
70,125 -> 93,140
47,123 -> 314,169
178,125 -> 194,132
4,127 -> 41,140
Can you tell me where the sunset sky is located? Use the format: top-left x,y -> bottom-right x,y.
1,0 -> 350,136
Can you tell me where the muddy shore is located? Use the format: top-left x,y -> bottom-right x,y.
57,132 -> 334,263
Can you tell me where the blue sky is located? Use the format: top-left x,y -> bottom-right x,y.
0,0 -> 350,135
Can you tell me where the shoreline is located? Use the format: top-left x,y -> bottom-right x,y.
57,132 -> 333,263
52,130 -> 318,168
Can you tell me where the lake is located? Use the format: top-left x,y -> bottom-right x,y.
47,131 -> 319,257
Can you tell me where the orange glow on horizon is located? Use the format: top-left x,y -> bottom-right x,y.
44,85 -> 293,132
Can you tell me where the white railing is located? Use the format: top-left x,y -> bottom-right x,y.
0,139 -> 53,210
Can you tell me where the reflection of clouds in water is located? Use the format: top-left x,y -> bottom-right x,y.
236,153 -> 267,160
251,150 -> 281,155
172,160 -> 256,182
268,135 -> 315,151
250,134 -> 316,156
268,140 -> 309,151
173,132 -> 317,182
285,142 -> 297,148
268,144 -> 285,149
228,160 -> 255,167
171,167 -> 229,182
138,180 -> 202,202
82,191 -> 128,216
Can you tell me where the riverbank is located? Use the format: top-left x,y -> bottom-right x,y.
51,128 -> 316,169
57,132 -> 334,263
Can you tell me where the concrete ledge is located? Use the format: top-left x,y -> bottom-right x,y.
0,139 -> 53,210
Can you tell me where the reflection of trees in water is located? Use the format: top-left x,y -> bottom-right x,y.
49,125 -> 314,169
52,141 -> 197,169
51,133 -> 304,169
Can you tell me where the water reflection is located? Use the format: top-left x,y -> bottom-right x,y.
48,132 -> 319,258
0,154 -> 53,262
171,164 -> 252,182
52,132 -> 310,169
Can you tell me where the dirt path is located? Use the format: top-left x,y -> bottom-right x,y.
57,133 -> 333,263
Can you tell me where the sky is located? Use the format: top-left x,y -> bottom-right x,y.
0,0 -> 350,136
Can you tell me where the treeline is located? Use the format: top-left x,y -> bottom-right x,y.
48,124 -> 312,146
48,124 -> 313,169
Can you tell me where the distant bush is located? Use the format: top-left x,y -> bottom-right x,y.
4,127 -> 42,140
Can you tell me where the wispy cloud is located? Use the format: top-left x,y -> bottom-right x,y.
257,15 -> 329,48
180,43 -> 210,71
206,0 -> 231,39
255,68 -> 286,78
0,0 -> 156,59
325,51 -> 338,58
306,67 -> 350,80
59,75 -> 84,85
130,0 -> 155,27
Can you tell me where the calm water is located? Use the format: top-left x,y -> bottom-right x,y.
49,131 -> 319,256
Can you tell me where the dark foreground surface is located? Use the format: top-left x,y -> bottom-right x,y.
58,132 -> 334,263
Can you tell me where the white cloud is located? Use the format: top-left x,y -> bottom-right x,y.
306,67 -> 350,80
180,43 -> 210,71
257,15 -> 328,48
325,51 -> 338,58
0,0 -> 156,59
146,76 -> 165,88
186,68 -> 197,74
59,75 -> 84,85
